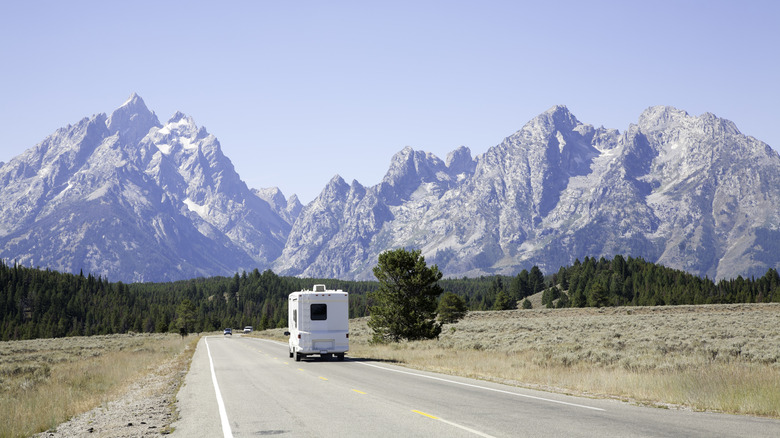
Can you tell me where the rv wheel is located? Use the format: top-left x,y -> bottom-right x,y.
289,350 -> 293,358
337,353 -> 345,361
294,351 -> 301,362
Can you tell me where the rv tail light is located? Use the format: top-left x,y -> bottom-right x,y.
346,333 -> 349,338
297,334 -> 301,339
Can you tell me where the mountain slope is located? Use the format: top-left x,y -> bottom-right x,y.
277,106 -> 780,280
0,94 -> 293,281
1,98 -> 778,281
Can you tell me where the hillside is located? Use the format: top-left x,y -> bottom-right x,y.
1,97 -> 779,282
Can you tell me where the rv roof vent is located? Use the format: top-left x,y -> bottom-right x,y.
314,284 -> 326,292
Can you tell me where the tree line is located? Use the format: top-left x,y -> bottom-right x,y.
536,255 -> 780,308
2,255 -> 779,341
442,256 -> 779,310
0,261 -> 375,341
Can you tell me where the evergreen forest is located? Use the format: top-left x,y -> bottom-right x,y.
1,255 -> 779,341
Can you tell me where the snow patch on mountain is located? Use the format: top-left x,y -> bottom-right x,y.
183,198 -> 209,219
1,97 -> 778,282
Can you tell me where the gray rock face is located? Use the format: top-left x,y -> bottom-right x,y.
276,105 -> 780,281
0,94 -> 291,282
1,98 -> 778,282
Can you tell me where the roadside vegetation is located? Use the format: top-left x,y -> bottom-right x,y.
261,303 -> 780,418
0,333 -> 197,438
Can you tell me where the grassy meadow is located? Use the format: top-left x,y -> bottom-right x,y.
261,302 -> 780,417
0,333 -> 197,438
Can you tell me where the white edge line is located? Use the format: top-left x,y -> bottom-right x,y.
248,337 -> 603,411
205,337 -> 234,438
436,416 -> 497,438
356,361 -> 605,412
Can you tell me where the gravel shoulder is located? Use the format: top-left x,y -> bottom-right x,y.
34,342 -> 193,438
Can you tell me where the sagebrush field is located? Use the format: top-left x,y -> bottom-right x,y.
262,303 -> 780,417
0,333 -> 194,438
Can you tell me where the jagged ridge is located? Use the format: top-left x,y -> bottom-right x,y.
0,94 -> 301,282
276,105 -> 780,280
1,97 -> 778,282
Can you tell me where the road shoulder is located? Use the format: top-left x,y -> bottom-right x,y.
171,336 -> 224,437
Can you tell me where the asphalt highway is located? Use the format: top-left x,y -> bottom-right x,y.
172,335 -> 780,437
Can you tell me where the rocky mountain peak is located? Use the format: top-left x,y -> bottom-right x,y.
539,105 -> 580,130
385,147 -> 447,182
2,100 -> 778,283
255,187 -> 287,207
0,95 -> 292,282
350,179 -> 365,192
445,146 -> 476,176
166,111 -> 193,125
637,106 -> 691,131
699,112 -> 742,137
159,111 -> 200,138
107,93 -> 161,145
320,175 -> 350,201
378,146 -> 450,203
254,187 -> 302,225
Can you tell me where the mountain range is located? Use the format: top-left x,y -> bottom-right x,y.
1,94 -> 778,282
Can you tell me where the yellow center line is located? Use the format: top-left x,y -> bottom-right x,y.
319,376 -> 328,381
352,389 -> 366,395
412,409 -> 496,438
412,410 -> 438,419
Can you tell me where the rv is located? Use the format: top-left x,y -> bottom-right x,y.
284,284 -> 349,361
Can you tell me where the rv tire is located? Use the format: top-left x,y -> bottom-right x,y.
337,353 -> 345,361
289,350 -> 293,358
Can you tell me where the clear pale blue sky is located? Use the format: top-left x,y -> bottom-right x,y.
2,1 -> 778,203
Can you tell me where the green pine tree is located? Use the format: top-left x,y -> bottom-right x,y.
368,248 -> 443,342
437,292 -> 468,324
492,290 -> 515,310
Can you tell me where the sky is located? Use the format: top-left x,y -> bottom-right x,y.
1,0 -> 778,203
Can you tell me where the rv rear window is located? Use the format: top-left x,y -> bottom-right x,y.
311,304 -> 327,320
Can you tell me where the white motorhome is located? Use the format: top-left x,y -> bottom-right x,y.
284,284 -> 349,361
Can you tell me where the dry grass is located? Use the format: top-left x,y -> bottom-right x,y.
261,303 -> 780,417
0,333 -> 195,438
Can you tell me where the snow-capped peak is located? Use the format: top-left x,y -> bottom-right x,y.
107,93 -> 160,144
120,92 -> 144,108
167,111 -> 194,126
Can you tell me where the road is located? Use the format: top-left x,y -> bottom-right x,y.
172,335 -> 780,437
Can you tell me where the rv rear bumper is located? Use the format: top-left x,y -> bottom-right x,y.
294,347 -> 349,355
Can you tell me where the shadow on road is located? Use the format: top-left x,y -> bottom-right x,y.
344,356 -> 400,364
296,355 -> 400,364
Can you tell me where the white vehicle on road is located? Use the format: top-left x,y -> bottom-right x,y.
284,284 -> 349,361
